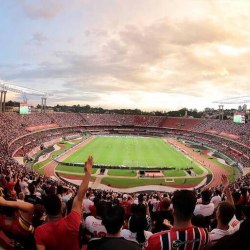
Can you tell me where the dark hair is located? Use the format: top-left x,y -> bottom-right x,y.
201,190 -> 212,203
102,205 -> 125,234
130,204 -> 138,214
162,197 -> 171,210
232,192 -> 241,203
138,194 -> 144,203
215,190 -> 221,196
57,185 -> 64,195
43,194 -> 62,216
172,190 -> 196,221
218,202 -> 235,225
129,215 -> 147,244
28,183 -> 35,194
96,200 -> 107,217
136,204 -> 147,217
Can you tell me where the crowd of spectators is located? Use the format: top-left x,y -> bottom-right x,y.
0,149 -> 250,249
1,112 -> 250,146
193,119 -> 250,147
159,117 -> 202,130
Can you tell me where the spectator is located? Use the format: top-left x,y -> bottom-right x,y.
87,205 -> 141,250
209,217 -> 250,250
83,192 -> 94,219
209,202 -> 237,245
210,190 -> 222,209
121,214 -> 152,247
194,189 -> 214,217
151,197 -> 173,233
143,190 -> 209,250
84,200 -> 107,238
34,156 -> 93,250
0,195 -> 35,248
24,183 -> 42,205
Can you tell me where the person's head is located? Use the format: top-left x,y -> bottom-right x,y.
96,200 -> 107,217
56,185 -> 64,195
216,202 -> 235,225
172,190 -> 196,222
122,194 -> 128,200
102,205 -> 125,235
201,190 -> 212,203
138,194 -> 144,204
18,192 -> 25,200
232,191 -> 241,203
28,183 -> 35,195
215,189 -> 221,196
43,194 -> 62,216
161,197 -> 171,210
136,203 -> 147,217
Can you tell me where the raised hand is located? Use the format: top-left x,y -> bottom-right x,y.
84,156 -> 93,175
221,174 -> 230,192
221,174 -> 229,186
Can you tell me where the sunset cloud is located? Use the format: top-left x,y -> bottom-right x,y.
1,0 -> 250,110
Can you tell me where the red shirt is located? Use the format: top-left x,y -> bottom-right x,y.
120,200 -> 131,216
143,226 -> 208,250
35,210 -> 81,250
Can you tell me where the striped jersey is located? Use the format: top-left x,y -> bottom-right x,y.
143,226 -> 209,250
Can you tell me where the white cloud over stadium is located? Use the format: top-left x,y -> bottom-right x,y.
1,0 -> 250,110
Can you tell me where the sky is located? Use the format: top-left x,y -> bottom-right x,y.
1,0 -> 250,111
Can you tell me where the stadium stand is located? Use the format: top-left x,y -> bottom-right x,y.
0,112 -> 250,249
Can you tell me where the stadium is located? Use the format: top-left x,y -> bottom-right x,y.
1,1 -> 250,250
2,110 -> 248,190
0,106 -> 250,249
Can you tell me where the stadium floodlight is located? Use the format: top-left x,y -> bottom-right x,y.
0,79 -> 53,101
213,96 -> 250,104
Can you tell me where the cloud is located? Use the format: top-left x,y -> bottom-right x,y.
19,0 -> 65,19
27,32 -> 48,46
4,4 -> 250,109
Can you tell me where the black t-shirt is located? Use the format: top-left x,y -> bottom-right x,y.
87,237 -> 141,250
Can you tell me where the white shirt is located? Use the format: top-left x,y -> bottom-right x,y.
211,195 -> 222,209
82,198 -> 94,214
120,229 -> 152,245
209,226 -> 235,243
194,203 -> 214,216
85,216 -> 107,237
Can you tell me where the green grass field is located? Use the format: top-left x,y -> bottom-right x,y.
63,136 -> 200,169
101,177 -> 205,188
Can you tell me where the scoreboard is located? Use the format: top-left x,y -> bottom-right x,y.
20,103 -> 31,114
233,112 -> 246,124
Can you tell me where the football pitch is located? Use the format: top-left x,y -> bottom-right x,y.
63,136 -> 198,169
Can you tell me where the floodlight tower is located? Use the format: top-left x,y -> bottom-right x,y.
0,80 -> 52,113
213,96 -> 250,120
